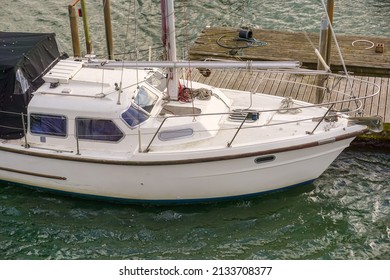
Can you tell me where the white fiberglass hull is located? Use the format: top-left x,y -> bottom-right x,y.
0,134 -> 358,203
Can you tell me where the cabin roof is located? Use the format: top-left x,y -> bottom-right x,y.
28,63 -> 157,118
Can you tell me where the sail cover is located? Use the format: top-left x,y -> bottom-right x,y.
0,32 -> 60,139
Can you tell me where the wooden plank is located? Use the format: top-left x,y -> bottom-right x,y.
208,69 -> 223,87
290,75 -> 305,100
276,73 -> 294,98
237,71 -> 254,91
243,71 -> 261,92
268,72 -> 285,96
358,76 -> 371,117
347,77 -> 363,114
225,70 -> 241,90
369,76 -> 381,117
376,77 -> 385,119
297,75 -> 316,103
383,77 -> 390,123
262,72 -> 279,95
250,71 -> 268,93
339,76 -> 352,113
187,68 -> 201,83
230,70 -> 248,90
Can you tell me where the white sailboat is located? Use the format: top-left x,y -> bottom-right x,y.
0,1 -> 381,203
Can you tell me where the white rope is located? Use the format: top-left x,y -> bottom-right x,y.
352,39 -> 375,49
278,97 -> 302,114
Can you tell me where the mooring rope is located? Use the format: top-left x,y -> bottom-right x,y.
277,97 -> 302,114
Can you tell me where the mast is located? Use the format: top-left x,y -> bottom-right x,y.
164,0 -> 179,100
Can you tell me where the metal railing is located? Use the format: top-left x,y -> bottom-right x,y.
1,73 -> 381,154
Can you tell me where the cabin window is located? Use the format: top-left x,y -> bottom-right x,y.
158,128 -> 194,141
121,105 -> 149,128
30,114 -> 67,137
146,71 -> 167,92
133,86 -> 158,113
76,118 -> 123,142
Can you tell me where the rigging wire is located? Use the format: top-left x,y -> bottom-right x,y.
181,0 -> 197,117
116,0 -> 134,105
132,0 -> 143,152
319,0 -> 353,89
319,0 -> 361,114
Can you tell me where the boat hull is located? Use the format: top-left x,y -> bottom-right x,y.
0,136 -> 355,204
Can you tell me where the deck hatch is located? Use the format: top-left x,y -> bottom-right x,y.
43,60 -> 83,84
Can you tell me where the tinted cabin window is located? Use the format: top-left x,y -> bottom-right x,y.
30,114 -> 67,137
121,105 -> 149,128
76,118 -> 123,142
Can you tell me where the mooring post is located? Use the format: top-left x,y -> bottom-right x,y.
325,0 -> 335,66
103,0 -> 114,60
315,15 -> 329,104
80,0 -> 93,54
315,0 -> 335,104
68,4 -> 81,58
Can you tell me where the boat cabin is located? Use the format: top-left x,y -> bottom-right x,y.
26,60 -> 227,154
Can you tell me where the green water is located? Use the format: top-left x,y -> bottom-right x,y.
1,0 -> 390,260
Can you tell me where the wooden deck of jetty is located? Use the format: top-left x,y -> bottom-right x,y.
187,27 -> 390,141
189,68 -> 388,121
189,27 -> 390,77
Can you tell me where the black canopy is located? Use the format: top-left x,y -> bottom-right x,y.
0,32 -> 60,139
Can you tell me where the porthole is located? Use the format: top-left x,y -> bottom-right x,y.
254,155 -> 275,164
158,128 -> 194,141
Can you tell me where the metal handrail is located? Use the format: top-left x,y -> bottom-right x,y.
143,117 -> 169,152
227,112 -> 249,147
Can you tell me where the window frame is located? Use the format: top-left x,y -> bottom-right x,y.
75,117 -> 124,143
133,86 -> 159,113
145,70 -> 168,92
121,104 -> 150,129
29,113 -> 67,138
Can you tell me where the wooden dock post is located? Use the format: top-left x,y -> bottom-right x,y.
325,0 -> 335,66
80,0 -> 93,54
315,15 -> 329,104
315,0 -> 335,104
103,0 -> 114,60
68,3 -> 81,58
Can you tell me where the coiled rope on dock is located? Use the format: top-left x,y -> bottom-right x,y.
351,39 -> 375,49
216,35 -> 267,50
